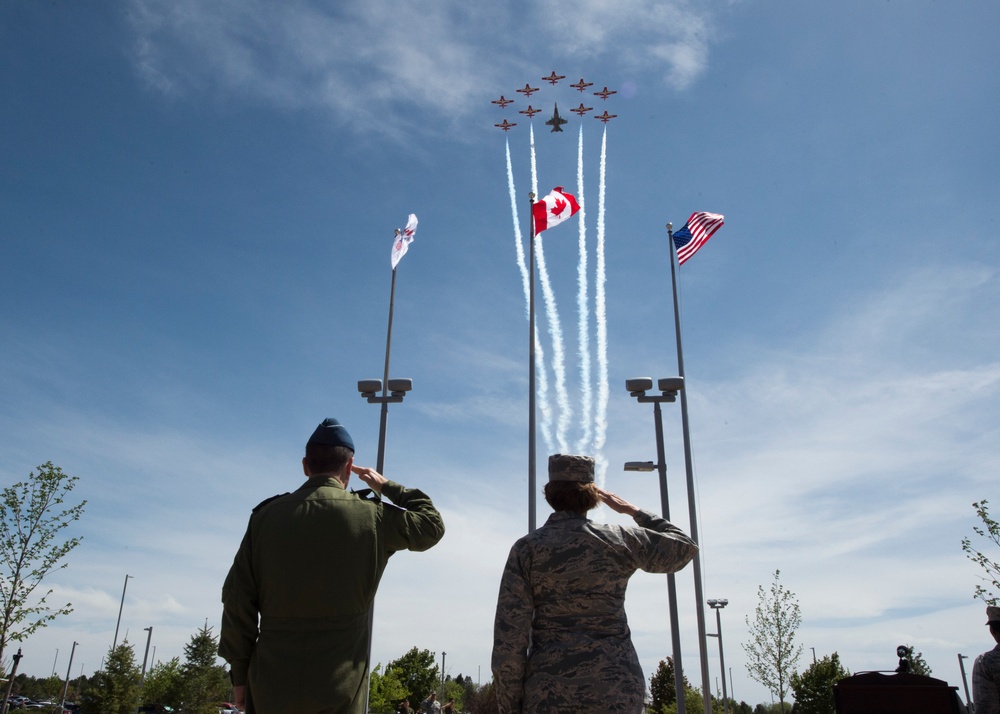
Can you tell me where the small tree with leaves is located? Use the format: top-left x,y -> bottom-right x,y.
0,461 -> 87,663
368,663 -> 407,714
385,647 -> 439,703
789,652 -> 850,714
962,500 -> 1000,604
141,656 -> 184,709
743,570 -> 803,711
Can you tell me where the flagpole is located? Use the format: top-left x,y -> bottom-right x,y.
378,260 -> 398,473
667,222 -> 713,714
528,192 -> 537,534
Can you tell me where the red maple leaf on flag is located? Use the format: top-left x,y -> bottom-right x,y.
550,198 -> 568,217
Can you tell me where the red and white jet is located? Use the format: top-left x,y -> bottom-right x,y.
495,118 -> 517,132
516,83 -> 540,98
594,110 -> 617,123
570,103 -> 593,116
491,95 -> 514,108
519,105 -> 541,118
594,86 -> 618,100
542,71 -> 565,85
570,78 -> 594,93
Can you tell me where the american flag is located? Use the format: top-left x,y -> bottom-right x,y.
672,212 -> 725,265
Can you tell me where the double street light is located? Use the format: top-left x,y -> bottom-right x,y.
624,376 -> 687,714
357,378 -> 413,473
707,599 -> 730,714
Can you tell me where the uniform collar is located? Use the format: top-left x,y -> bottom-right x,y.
545,510 -> 589,524
299,475 -> 345,491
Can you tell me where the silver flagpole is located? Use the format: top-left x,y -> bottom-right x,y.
528,192 -> 537,533
667,222 -> 713,714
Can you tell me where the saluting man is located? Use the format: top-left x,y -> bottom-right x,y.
219,418 -> 445,714
974,605 -> 1000,714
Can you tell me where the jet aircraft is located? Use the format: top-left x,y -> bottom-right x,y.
516,83 -> 539,98
570,103 -> 593,116
545,104 -> 568,132
594,110 -> 617,123
542,71 -> 565,85
519,105 -> 541,118
495,118 -> 517,132
571,78 -> 594,92
594,86 -> 618,100
491,95 -> 514,108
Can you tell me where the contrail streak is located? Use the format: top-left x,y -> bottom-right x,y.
528,124 -> 554,451
575,124 -> 593,454
507,134 -> 553,450
530,125 -> 570,451
594,126 -> 610,484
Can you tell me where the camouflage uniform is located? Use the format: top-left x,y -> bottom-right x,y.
219,476 -> 444,714
974,644 -> 1000,714
492,509 -> 698,714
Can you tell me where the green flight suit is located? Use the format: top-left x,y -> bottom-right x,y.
220,476 -> 445,714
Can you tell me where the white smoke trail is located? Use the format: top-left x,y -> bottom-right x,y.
507,134 -> 553,451
575,123 -> 593,454
528,124 -> 555,451
594,125 -> 610,484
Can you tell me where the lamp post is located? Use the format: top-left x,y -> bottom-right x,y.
1,648 -> 23,714
58,642 -> 78,712
113,574 -> 133,650
141,627 -> 154,684
441,651 -> 447,697
625,376 -> 687,714
707,599 -> 730,714
958,654 -> 972,710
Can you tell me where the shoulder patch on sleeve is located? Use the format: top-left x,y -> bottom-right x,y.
351,488 -> 406,512
252,492 -> 289,513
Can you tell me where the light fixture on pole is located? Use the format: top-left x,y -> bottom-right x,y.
707,599 -> 730,714
59,642 -> 78,712
625,376 -> 687,714
141,627 -> 154,683
958,654 -> 972,709
441,651 -> 447,696
113,574 -> 133,650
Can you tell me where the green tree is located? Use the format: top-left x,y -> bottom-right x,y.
789,652 -> 850,714
368,663 -> 408,714
743,570 -> 803,711
464,681 -> 498,714
962,500 -> 1000,604
898,645 -> 931,676
178,623 -> 229,714
80,641 -> 142,714
0,462 -> 87,663
650,657 -> 691,711
141,656 -> 184,708
384,647 -> 438,702
441,676 -> 465,710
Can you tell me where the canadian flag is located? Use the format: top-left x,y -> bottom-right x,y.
532,187 -> 580,233
390,213 -> 418,269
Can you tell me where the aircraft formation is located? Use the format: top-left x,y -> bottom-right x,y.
493,72 -> 617,133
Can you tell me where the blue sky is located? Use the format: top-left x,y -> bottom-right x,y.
2,0 -> 999,704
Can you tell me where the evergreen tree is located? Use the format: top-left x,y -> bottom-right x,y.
743,570 -> 803,710
178,623 -> 229,714
789,652 -> 850,714
80,641 -> 142,714
650,657 -> 691,711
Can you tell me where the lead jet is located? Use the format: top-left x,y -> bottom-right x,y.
570,103 -> 593,116
516,83 -> 540,98
495,118 -> 517,132
491,95 -> 514,108
542,71 -> 565,85
519,105 -> 541,118
594,110 -> 617,123
571,78 -> 594,93
546,104 -> 568,132
594,86 -> 618,100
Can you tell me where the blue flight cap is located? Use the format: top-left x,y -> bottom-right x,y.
307,418 -> 355,452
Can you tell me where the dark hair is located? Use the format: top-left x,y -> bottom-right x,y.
991,622 -> 1000,637
304,443 -> 353,475
544,480 -> 599,513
